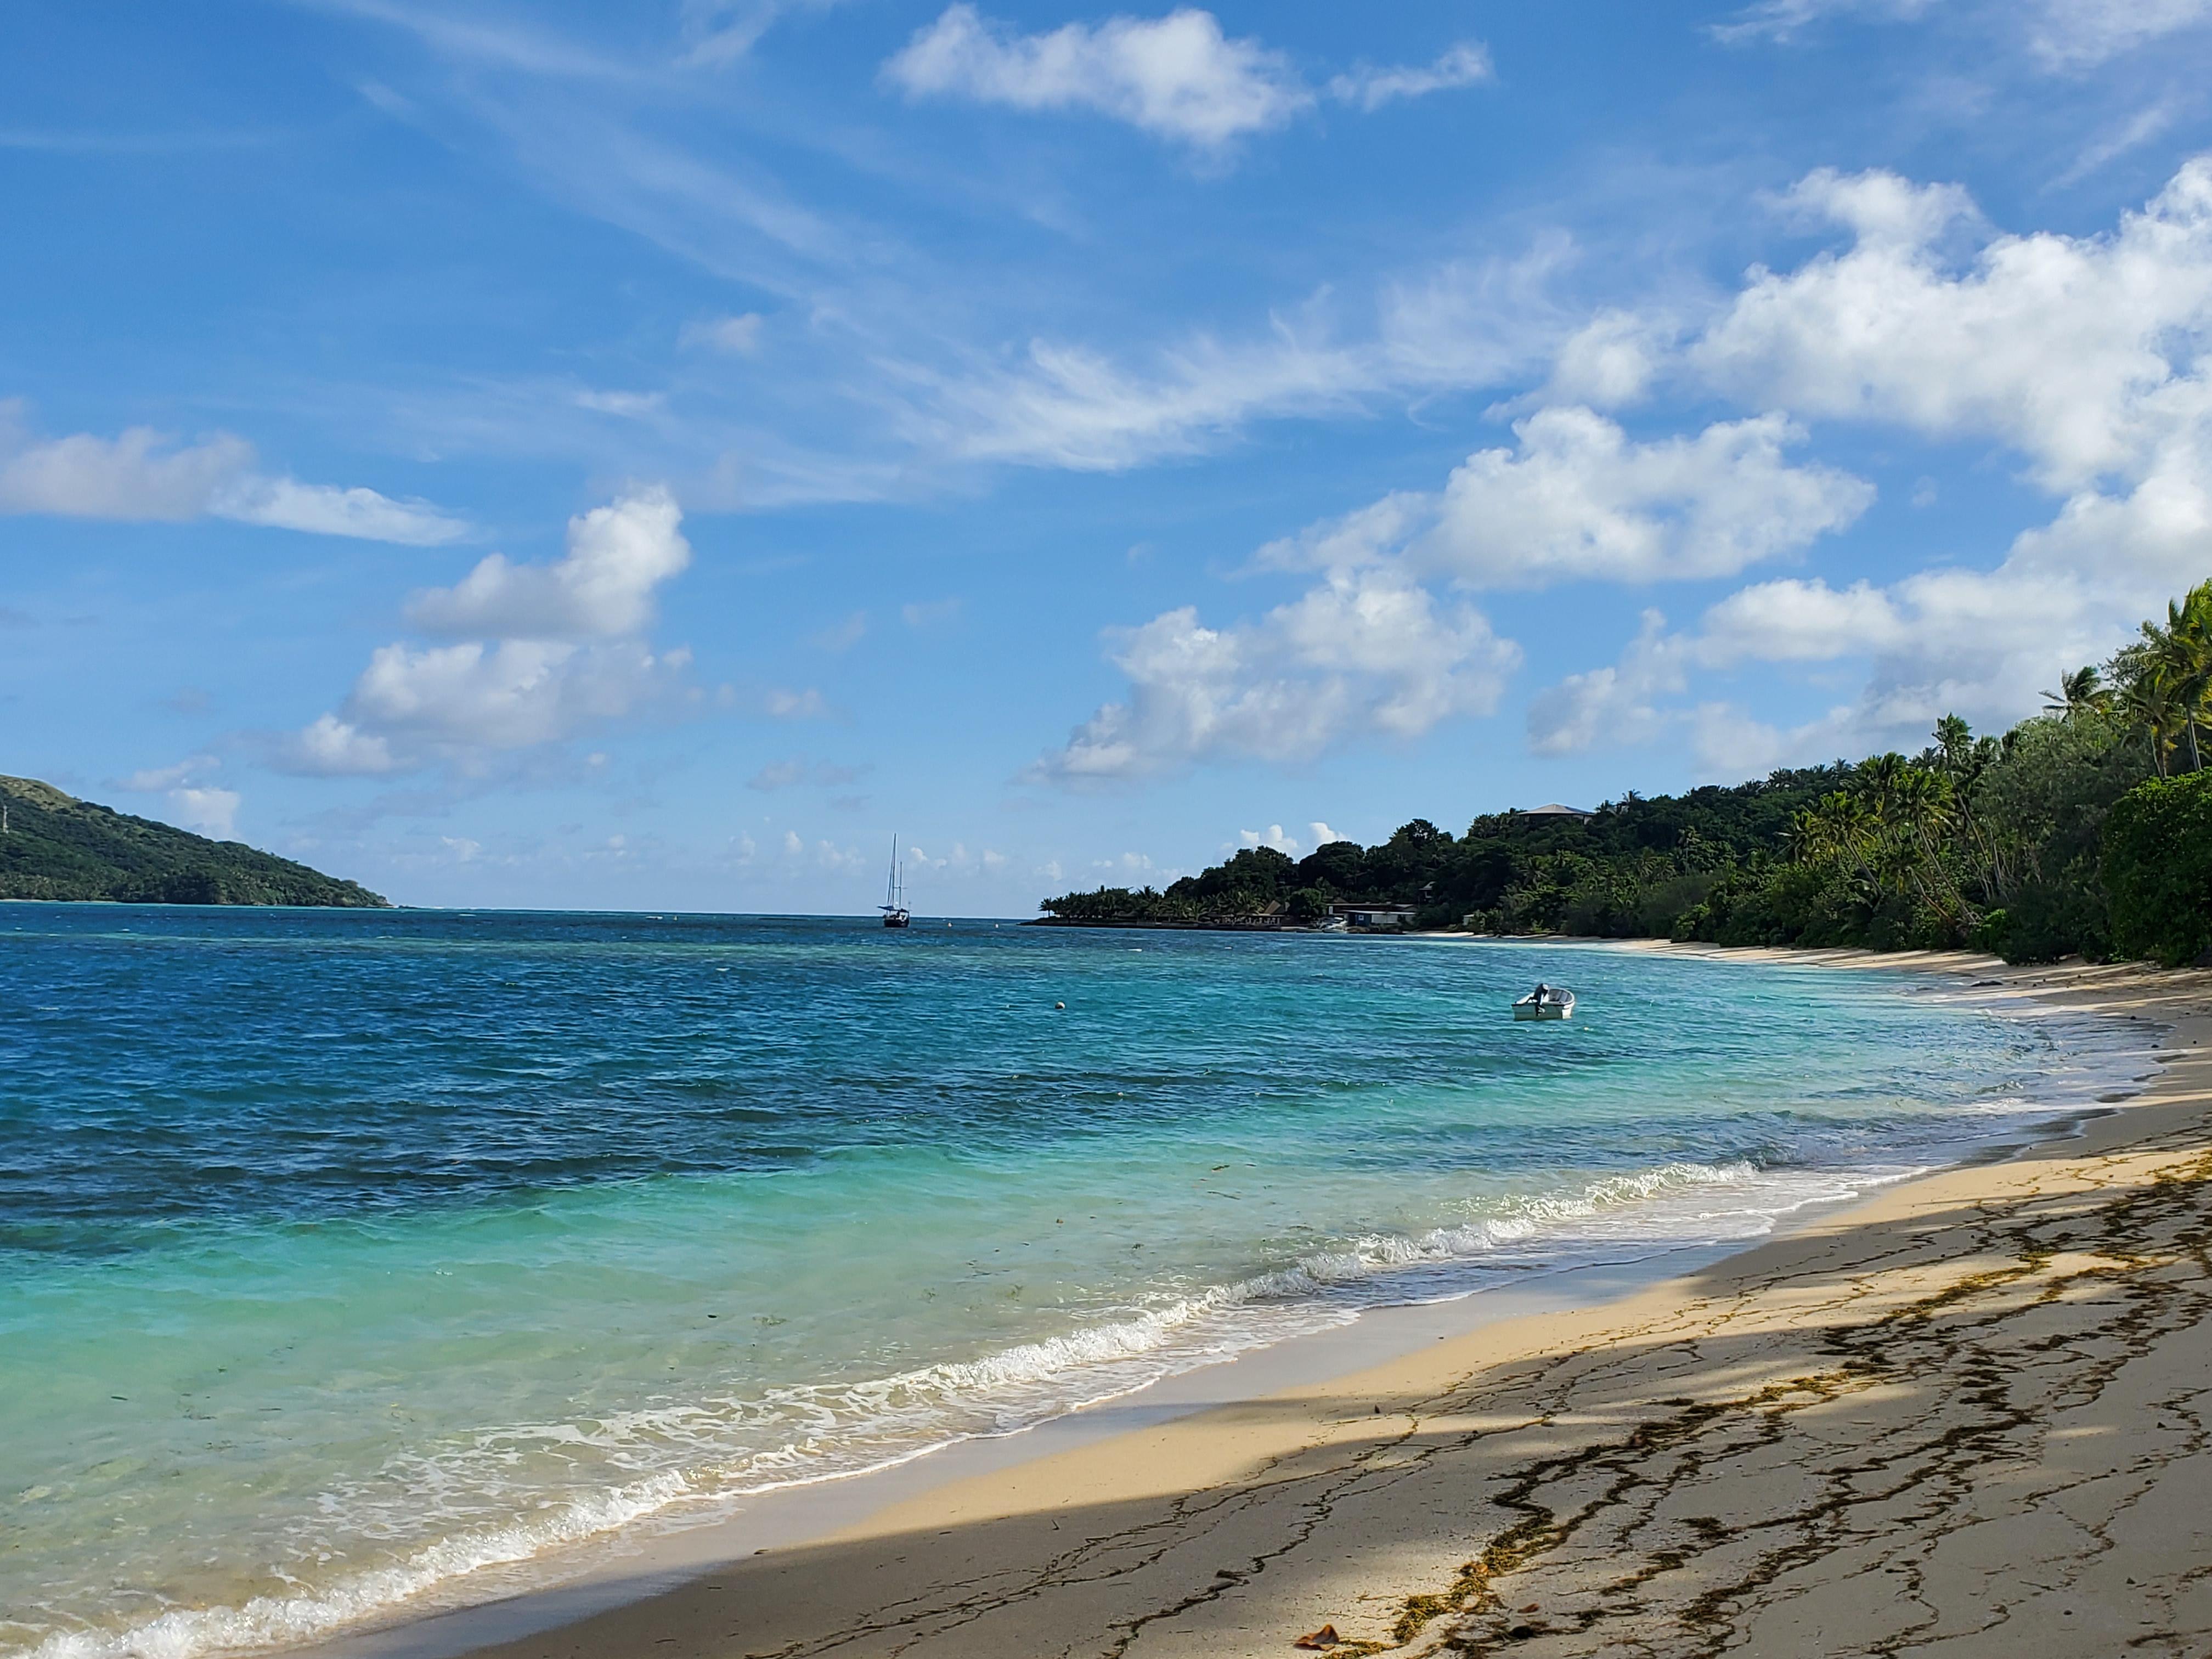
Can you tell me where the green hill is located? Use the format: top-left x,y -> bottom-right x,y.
0,776 -> 389,907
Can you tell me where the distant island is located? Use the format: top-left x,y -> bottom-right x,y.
1040,579 -> 2212,969
0,775 -> 389,907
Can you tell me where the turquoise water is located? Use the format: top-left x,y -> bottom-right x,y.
0,908 -> 2137,1659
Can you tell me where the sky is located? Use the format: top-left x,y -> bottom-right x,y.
5,0 -> 2212,915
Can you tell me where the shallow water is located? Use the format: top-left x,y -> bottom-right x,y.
0,909 -> 2141,1659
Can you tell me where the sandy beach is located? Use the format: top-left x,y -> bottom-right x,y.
437,947 -> 2212,1659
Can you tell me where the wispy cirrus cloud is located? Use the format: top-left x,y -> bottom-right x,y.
1714,0 -> 2212,66
1327,43 -> 1492,112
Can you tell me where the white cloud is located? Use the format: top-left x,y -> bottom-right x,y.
165,786 -> 242,840
1692,578 -> 1906,664
1544,309 -> 1669,407
1529,556 -> 2128,771
1709,0 -> 2212,63
337,639 -> 685,757
1239,823 -> 1303,854
287,713 -> 400,777
0,402 -> 467,544
884,4 -> 1310,149
1034,567 -> 1519,783
677,0 -> 838,68
1327,42 -> 1491,112
286,490 -> 693,776
1310,821 -> 1348,846
918,241 -> 1573,471
0,419 -> 251,518
209,476 -> 471,544
1527,611 -> 1690,757
1265,408 -> 1870,590
2028,0 -> 2212,67
120,754 -> 220,793
110,754 -> 243,839
1711,0 -> 1933,46
1423,409 -> 1871,587
408,487 -> 690,640
1693,161 -> 2212,492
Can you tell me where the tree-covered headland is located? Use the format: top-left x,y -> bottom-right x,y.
1040,580 -> 2212,968
0,775 -> 389,906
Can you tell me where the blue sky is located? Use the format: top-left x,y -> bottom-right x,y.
5,0 -> 2211,913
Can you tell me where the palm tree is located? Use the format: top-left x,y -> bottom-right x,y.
2118,671 -> 2185,778
2132,582 -> 2212,771
2040,665 -> 2109,718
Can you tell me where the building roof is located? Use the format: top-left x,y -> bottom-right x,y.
1522,802 -> 1596,818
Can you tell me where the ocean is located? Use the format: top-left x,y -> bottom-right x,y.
0,907 -> 2145,1659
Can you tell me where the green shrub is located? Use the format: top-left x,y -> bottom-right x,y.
2103,772 -> 2212,967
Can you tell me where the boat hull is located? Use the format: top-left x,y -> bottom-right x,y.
1513,1000 -> 1574,1021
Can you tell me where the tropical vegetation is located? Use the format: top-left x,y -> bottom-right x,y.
0,775 -> 389,906
1040,579 -> 2212,967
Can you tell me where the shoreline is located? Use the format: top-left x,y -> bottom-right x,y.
280,944 -> 2209,1659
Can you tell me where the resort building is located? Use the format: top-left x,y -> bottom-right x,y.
1519,802 -> 1596,820
1330,902 -> 1420,930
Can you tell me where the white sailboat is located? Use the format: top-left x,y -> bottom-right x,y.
880,836 -> 911,929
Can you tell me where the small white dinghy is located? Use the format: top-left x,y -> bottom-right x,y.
1513,984 -> 1575,1022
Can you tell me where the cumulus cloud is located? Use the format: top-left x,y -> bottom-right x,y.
1420,409 -> 1871,586
0,403 -> 467,544
1694,161 -> 2212,490
1518,155 -> 2212,765
165,786 -> 242,840
284,490 -> 694,776
1342,154 -> 2212,776
112,753 -> 241,839
1033,567 -> 1519,783
883,4 -> 1310,149
1263,408 -> 1870,590
408,488 -> 690,639
1543,309 -> 1670,407
289,713 -> 399,777
1527,557 -> 2129,772
1327,42 -> 1492,111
